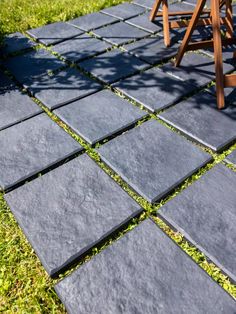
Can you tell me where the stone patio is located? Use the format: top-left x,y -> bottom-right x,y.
1,1 -> 236,313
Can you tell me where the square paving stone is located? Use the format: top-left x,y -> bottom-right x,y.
92,22 -> 149,46
202,44 -> 236,66
0,113 -> 82,190
54,90 -> 147,144
208,84 -> 236,105
101,3 -> 146,21
185,0 -> 211,7
160,52 -> 234,88
26,67 -> 102,110
158,164 -> 236,282
55,219 -> 236,314
0,72 -> 42,131
132,0 -> 154,9
97,119 -> 211,203
79,49 -> 149,84
0,32 -> 36,56
5,154 -> 142,276
113,67 -> 196,112
125,13 -> 162,33
173,25 -> 213,42
67,12 -> 119,31
0,71 -> 14,90
158,91 -> 236,152
51,34 -> 111,63
167,1 -> 195,12
4,49 -> 65,85
123,35 -> 179,64
226,150 -> 236,165
27,22 -> 83,46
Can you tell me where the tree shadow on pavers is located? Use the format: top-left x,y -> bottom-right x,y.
203,44 -> 236,67
168,25 -> 213,43
113,68 -> 199,112
221,45 -> 236,67
0,83 -> 19,96
79,50 -> 149,84
23,68 -> 102,110
51,34 -> 111,63
3,49 -> 66,85
57,46 -> 110,64
123,33 -> 181,60
0,70 -> 15,93
191,91 -> 236,121
161,54 -> 235,90
26,67 -> 101,93
0,33 -> 36,58
224,89 -> 236,108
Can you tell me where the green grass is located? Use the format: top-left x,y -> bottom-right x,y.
0,1 -> 129,312
0,0 -> 129,39
0,194 -> 65,313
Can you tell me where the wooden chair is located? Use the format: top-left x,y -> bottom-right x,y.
174,0 -> 236,109
149,0 -> 211,46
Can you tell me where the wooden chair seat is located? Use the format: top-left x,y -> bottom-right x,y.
149,0 -> 212,46
174,0 -> 236,109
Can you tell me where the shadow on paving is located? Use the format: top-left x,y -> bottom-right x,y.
78,49 -> 149,84
191,92 -> 236,120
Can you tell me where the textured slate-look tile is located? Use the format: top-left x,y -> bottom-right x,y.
97,120 -> 211,203
0,114 -> 82,190
5,154 -> 142,276
159,164 -> 236,281
167,1 -> 195,12
67,12 -> 118,31
54,90 -> 146,144
55,219 -> 236,314
0,32 -> 36,56
93,22 -> 149,46
27,67 -> 102,110
208,84 -> 236,105
0,71 -> 14,90
226,150 -> 236,165
160,52 -> 234,88
123,35 -> 179,64
185,0 -> 211,7
0,72 -> 42,130
158,91 -> 236,152
202,44 -> 236,66
113,67 -> 196,112
125,13 -> 162,33
132,0 -> 154,9
101,3 -> 146,21
27,22 -> 83,46
52,34 -> 111,63
79,49 -> 149,84
175,26 -> 213,42
4,49 -> 64,85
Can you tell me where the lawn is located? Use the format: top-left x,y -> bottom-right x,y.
0,1 -> 127,312
0,0 -> 128,39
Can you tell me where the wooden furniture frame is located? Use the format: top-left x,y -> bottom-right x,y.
149,0 -> 211,46
174,0 -> 236,109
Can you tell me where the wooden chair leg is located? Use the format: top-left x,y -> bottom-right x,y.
212,0 -> 225,109
150,0 -> 162,21
175,0 -> 207,66
225,0 -> 234,38
162,0 -> 170,46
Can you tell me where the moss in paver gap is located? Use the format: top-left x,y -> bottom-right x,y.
1,0 -> 236,312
